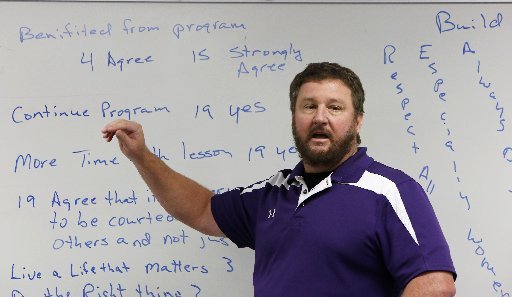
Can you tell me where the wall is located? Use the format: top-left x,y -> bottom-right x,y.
1,2 -> 511,296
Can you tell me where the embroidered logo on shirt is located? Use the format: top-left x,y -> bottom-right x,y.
268,208 -> 276,218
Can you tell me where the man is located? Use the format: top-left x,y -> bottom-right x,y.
102,62 -> 456,296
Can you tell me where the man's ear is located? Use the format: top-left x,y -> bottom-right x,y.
356,113 -> 364,133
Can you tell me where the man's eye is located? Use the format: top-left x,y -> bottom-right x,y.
330,105 -> 342,111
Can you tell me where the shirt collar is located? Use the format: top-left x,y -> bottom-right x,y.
287,147 -> 374,185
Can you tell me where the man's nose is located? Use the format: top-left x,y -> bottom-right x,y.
313,105 -> 328,124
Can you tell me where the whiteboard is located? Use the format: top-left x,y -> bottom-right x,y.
1,2 -> 511,296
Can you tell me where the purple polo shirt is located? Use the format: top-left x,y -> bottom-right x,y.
211,147 -> 456,297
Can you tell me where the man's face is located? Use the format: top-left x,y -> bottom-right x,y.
292,79 -> 363,173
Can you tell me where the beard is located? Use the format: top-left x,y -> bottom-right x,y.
292,117 -> 358,169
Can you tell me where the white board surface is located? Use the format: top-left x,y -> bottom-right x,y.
1,2 -> 511,296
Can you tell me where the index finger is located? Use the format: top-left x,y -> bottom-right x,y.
101,119 -> 135,142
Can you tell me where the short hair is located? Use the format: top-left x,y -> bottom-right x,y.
289,62 -> 365,116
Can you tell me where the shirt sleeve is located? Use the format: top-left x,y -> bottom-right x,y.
377,178 -> 456,294
211,187 -> 258,249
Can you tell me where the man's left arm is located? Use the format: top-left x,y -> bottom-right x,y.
401,271 -> 456,297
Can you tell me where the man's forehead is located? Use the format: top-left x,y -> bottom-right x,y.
297,79 -> 351,98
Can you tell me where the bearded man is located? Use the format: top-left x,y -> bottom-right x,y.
102,62 -> 456,297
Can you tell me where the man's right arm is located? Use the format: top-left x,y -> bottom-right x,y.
101,119 -> 224,237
